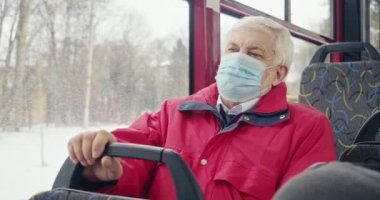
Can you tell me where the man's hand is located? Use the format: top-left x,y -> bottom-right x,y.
67,130 -> 122,182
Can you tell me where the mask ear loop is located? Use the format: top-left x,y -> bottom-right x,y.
259,65 -> 279,96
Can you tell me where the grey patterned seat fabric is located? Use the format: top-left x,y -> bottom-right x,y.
30,188 -> 144,200
298,42 -> 380,157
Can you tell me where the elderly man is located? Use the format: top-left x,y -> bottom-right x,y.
67,16 -> 336,200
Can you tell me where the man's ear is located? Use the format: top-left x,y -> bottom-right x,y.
273,65 -> 288,86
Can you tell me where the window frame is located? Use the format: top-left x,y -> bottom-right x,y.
189,0 -> 344,93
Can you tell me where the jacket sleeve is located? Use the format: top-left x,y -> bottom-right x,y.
95,101 -> 169,198
279,114 -> 337,186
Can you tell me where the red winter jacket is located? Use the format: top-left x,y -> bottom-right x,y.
97,82 -> 336,200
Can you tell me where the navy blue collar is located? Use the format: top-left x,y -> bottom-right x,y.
178,101 -> 289,133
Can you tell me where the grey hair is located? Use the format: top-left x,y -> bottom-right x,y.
228,16 -> 294,68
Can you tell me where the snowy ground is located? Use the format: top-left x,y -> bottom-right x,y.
0,124 -> 123,200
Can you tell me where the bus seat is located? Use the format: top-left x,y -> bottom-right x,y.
298,42 -> 380,157
354,110 -> 380,143
31,188 -> 143,200
339,111 -> 380,167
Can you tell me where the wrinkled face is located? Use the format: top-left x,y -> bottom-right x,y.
224,27 -> 276,65
223,27 -> 278,90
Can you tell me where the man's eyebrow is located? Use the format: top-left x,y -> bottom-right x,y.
226,42 -> 238,47
247,46 -> 265,53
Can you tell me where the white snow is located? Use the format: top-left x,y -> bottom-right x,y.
0,124 -> 123,200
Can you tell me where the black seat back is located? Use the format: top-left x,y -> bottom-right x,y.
31,188 -> 144,200
339,111 -> 380,171
298,42 -> 380,157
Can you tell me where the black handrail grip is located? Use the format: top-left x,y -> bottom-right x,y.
52,143 -> 204,200
52,158 -> 84,189
104,143 -> 164,162
310,42 -> 380,64
162,149 -> 204,200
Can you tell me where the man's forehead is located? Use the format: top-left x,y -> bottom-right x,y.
226,28 -> 275,50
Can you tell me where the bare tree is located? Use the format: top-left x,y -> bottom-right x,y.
9,0 -> 32,131
370,0 -> 380,50
0,0 -> 185,129
0,0 -> 11,48
4,7 -> 18,68
167,38 -> 188,97
89,9 -> 155,123
0,2 -> 18,128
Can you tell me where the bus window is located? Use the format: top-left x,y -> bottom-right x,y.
287,38 -> 318,97
233,0 -> 285,19
0,0 -> 188,199
220,14 -> 238,53
370,0 -> 380,51
0,0 -> 189,128
290,0 -> 334,38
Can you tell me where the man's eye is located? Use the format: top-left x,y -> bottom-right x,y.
227,48 -> 238,52
247,52 -> 262,58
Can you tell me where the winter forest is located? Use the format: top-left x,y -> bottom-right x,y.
0,0 -> 189,131
1,0 -> 379,132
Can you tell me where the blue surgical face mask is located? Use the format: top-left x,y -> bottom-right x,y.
215,52 -> 273,103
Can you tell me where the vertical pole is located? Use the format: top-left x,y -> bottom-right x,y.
361,0 -> 370,43
40,124 -> 46,166
191,0 -> 220,93
83,0 -> 95,128
284,0 -> 291,22
332,0 -> 344,62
